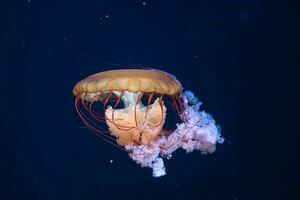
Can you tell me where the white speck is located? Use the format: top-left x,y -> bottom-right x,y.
105,14 -> 109,18
28,0 -> 31,3
194,55 -> 198,58
142,1 -> 146,5
109,160 -> 113,163
99,17 -> 103,20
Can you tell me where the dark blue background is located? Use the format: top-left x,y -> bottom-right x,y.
1,0 -> 292,200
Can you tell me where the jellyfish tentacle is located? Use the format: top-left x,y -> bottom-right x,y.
80,98 -> 108,131
144,93 -> 154,120
75,95 -> 124,151
89,94 -> 100,111
103,91 -> 114,122
103,91 -> 113,107
157,94 -> 164,127
112,91 -> 124,128
134,92 -> 144,127
88,94 -> 107,122
175,94 -> 186,121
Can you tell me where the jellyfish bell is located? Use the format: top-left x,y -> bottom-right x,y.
73,69 -> 224,177
73,69 -> 183,146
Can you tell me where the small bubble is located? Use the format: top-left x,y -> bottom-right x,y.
142,2 -> 146,5
105,14 -> 109,18
109,160 -> 113,163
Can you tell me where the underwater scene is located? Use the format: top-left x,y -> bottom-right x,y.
1,0 -> 290,200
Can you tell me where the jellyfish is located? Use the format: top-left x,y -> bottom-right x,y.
73,69 -> 223,177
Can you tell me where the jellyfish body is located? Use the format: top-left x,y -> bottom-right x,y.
73,69 -> 223,177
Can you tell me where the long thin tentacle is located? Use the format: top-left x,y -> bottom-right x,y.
80,98 -> 108,131
75,96 -> 125,151
175,94 -> 186,121
144,93 -> 154,120
134,93 -> 144,127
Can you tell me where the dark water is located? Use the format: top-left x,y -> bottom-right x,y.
0,1 -> 292,200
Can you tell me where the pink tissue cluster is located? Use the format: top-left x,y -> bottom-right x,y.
125,91 -> 224,177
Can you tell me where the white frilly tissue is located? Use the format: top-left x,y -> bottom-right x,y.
125,91 -> 224,177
